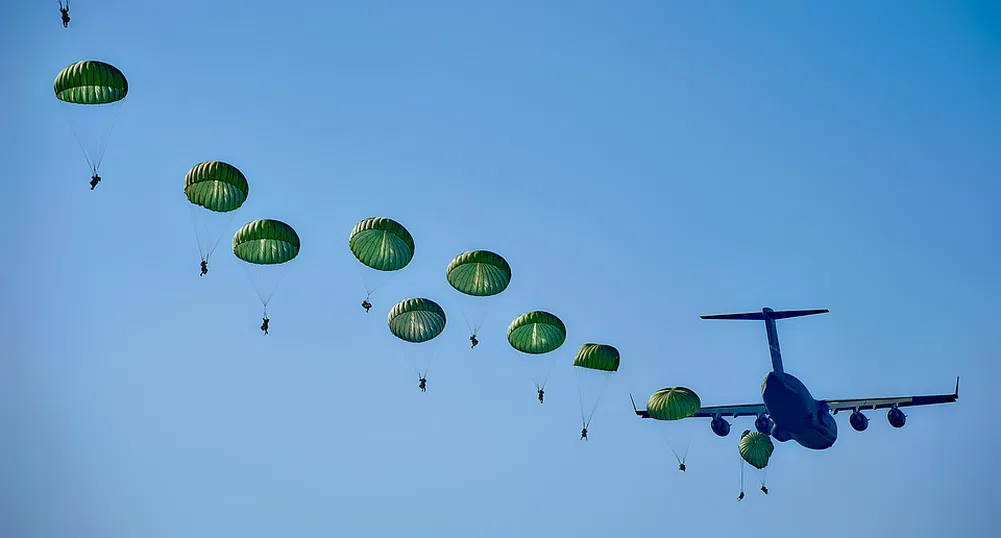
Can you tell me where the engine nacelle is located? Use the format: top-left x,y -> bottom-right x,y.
849,410 -> 869,432
754,414 -> 773,435
710,416 -> 731,437
887,407 -> 906,428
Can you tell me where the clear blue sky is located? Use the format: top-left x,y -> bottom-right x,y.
2,1 -> 998,536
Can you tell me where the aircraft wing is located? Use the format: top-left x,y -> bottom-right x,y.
630,394 -> 765,419
823,377 -> 959,414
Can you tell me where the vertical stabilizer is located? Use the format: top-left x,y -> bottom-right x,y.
700,307 -> 829,373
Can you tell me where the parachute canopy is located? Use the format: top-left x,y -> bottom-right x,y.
388,298 -> 447,343
646,387 -> 701,421
233,219 -> 300,265
507,311 -> 566,354
54,60 -> 128,104
573,343 -> 620,372
739,430 -> 775,469
185,161 -> 249,213
349,217 -> 415,271
446,250 -> 512,296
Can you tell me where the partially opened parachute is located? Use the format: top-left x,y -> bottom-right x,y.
572,344 -> 620,372
350,217 -> 415,271
507,311 -> 566,354
388,298 -> 447,343
646,387 -> 701,421
54,60 -> 129,177
573,344 -> 620,430
739,430 -> 775,470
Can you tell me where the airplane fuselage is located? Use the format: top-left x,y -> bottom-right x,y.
761,371 -> 837,449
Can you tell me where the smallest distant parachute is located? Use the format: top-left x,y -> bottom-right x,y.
233,219 -> 300,265
184,161 -> 249,213
388,298 -> 447,343
739,431 -> 775,469
646,387 -> 701,420
573,343 -> 620,372
54,60 -> 128,104
446,250 -> 512,296
349,217 -> 415,271
507,311 -> 566,354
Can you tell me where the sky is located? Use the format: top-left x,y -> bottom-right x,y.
1,1 -> 999,536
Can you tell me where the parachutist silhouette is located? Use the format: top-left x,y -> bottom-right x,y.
200,260 -> 208,276
760,485 -> 768,495
538,388 -> 544,404
678,463 -> 686,472
90,173 -> 101,190
418,376 -> 427,392
59,1 -> 70,28
361,299 -> 371,313
580,427 -> 588,441
737,491 -> 745,502
470,334 -> 478,348
261,316 -> 269,335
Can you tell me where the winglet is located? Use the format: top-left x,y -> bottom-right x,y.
629,394 -> 650,418
955,376 -> 960,398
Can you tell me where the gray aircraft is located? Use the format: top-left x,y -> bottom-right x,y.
630,307 -> 959,449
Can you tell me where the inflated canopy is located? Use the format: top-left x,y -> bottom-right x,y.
233,219 -> 300,265
54,60 -> 128,105
184,161 -> 249,213
573,343 -> 620,372
646,387 -> 701,420
349,217 -> 414,271
507,311 -> 566,354
388,298 -> 447,343
446,250 -> 511,296
739,430 -> 775,470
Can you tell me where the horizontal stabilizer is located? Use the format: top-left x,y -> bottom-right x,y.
700,308 -> 829,321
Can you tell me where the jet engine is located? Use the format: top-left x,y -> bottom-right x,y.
849,410 -> 869,432
887,407 -> 906,428
710,416 -> 731,437
754,413 -> 773,435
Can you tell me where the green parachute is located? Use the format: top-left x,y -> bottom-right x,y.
185,161 -> 249,269
646,387 -> 701,421
739,430 -> 774,470
388,298 -> 447,381
447,250 -> 512,341
349,217 -> 415,307
388,298 -> 447,343
233,219 -> 300,323
508,311 -> 567,398
573,343 -> 620,434
54,60 -> 129,181
507,311 -> 566,354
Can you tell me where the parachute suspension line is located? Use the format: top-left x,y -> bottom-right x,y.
59,105 -> 97,174
203,211 -> 237,261
662,430 -> 690,466
188,205 -> 207,261
581,374 -> 615,429
739,456 -> 746,497
258,270 -> 289,309
90,102 -> 124,172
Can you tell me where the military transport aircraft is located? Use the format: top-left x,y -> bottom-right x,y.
630,307 -> 959,450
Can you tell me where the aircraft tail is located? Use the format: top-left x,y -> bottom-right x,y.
700,308 -> 829,321
700,307 -> 829,373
